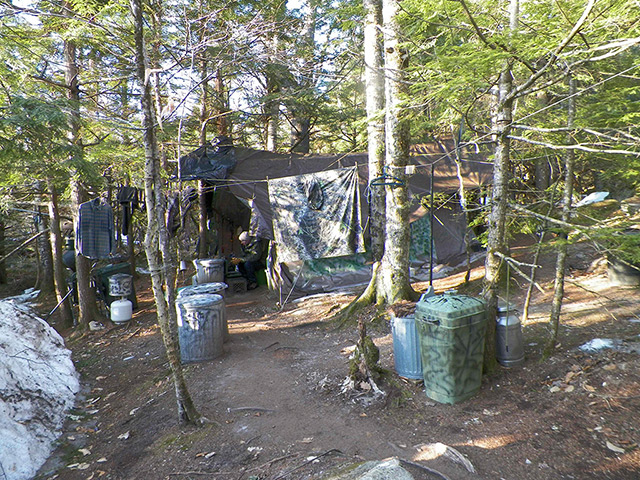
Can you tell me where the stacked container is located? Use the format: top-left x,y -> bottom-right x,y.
178,282 -> 229,341
193,258 -> 225,284
176,294 -> 225,363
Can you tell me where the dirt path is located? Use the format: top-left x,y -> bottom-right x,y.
36,251 -> 640,480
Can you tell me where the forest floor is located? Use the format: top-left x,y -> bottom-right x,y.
9,238 -> 640,480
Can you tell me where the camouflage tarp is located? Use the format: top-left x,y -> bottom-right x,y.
268,167 -> 365,263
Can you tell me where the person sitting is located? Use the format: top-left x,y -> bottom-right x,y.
230,231 -> 264,290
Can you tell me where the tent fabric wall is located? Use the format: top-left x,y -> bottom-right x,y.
178,141 -> 492,294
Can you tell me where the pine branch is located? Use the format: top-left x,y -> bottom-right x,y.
494,251 -> 544,293
508,0 -> 597,102
508,135 -> 640,156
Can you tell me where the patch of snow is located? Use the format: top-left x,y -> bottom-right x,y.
0,296 -> 79,480
579,338 -> 617,352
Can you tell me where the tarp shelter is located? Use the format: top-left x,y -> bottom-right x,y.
177,140 -> 492,294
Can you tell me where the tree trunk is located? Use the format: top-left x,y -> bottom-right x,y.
290,117 -> 311,154
544,75 -> 576,357
364,0 -> 385,263
266,65 -> 280,151
337,0 -> 386,320
63,22 -> 99,328
0,219 -> 6,284
265,4 -> 285,152
377,0 -> 416,305
131,0 -> 202,425
127,212 -> 136,277
198,56 -> 210,259
214,69 -> 228,136
289,0 -> 316,154
482,0 -> 519,373
71,178 -> 99,327
47,178 -> 74,328
35,184 -> 55,295
482,69 -> 512,373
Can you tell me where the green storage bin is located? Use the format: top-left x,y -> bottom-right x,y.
415,291 -> 487,404
256,269 -> 267,286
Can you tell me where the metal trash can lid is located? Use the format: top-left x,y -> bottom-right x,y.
196,258 -> 224,267
178,282 -> 228,298
176,293 -> 223,308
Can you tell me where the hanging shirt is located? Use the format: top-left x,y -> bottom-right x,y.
76,199 -> 115,259
117,186 -> 141,236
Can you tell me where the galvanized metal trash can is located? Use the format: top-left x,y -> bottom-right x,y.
391,314 -> 423,380
415,292 -> 487,404
176,294 -> 225,363
178,283 -> 229,341
496,305 -> 524,367
193,258 -> 225,284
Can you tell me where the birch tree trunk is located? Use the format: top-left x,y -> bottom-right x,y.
339,0 -> 386,314
482,69 -> 512,372
131,0 -> 202,424
376,0 -> 415,305
482,0 -> 519,372
364,0 -> 385,263
544,75 -> 576,357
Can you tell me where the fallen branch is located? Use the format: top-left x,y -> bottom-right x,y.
270,449 -> 344,480
261,341 -> 279,351
399,459 -> 452,480
227,407 -> 275,414
168,471 -> 215,476
244,452 -> 300,474
567,279 -> 640,322
0,228 -> 50,264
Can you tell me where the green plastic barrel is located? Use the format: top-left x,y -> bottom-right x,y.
415,291 -> 487,404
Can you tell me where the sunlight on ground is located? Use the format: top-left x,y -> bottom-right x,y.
464,434 -> 524,449
373,335 -> 392,347
594,449 -> 640,476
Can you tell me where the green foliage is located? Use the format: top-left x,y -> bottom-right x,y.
0,96 -> 75,180
591,226 -> 640,265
